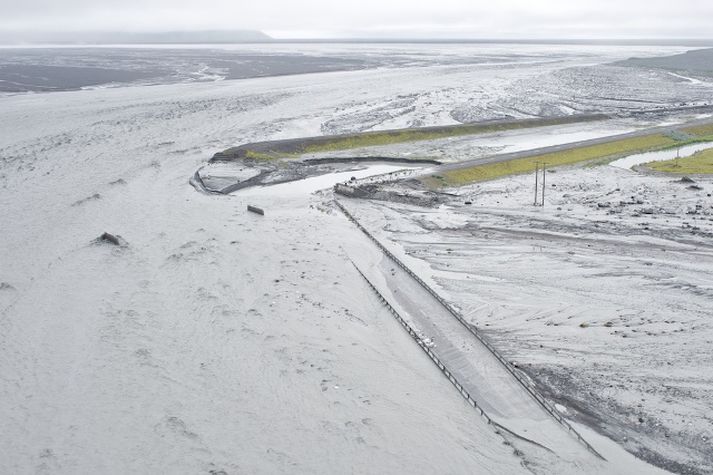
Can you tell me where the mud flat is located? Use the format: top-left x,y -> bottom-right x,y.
6,42 -> 713,474
343,162 -> 713,474
0,47 -> 370,93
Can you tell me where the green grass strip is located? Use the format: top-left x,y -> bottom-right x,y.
647,147 -> 713,174
214,115 -> 606,161
421,134 -> 679,188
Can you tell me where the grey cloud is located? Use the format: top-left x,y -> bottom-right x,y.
0,0 -> 711,39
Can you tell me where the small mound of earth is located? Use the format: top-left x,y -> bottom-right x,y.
93,232 -> 127,247
334,180 -> 445,207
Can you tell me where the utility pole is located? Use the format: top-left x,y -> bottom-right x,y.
534,162 -> 539,206
541,162 -> 547,207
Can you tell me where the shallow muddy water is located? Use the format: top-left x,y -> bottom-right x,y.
234,163 -> 418,197
609,141 -> 713,169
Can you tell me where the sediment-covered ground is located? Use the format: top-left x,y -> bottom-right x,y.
2,43 -> 713,474
344,164 -> 713,474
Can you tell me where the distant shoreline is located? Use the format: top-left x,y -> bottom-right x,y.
268,38 -> 713,47
2,39 -> 713,48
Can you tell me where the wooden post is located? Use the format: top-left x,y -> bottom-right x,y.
534,162 -> 539,206
541,163 -> 547,207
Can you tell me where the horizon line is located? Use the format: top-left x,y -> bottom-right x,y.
2,38 -> 713,47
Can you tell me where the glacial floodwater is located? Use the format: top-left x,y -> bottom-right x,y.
609,141 -> 713,169
234,163 -> 418,197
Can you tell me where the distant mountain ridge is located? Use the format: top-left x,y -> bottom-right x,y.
0,30 -> 272,45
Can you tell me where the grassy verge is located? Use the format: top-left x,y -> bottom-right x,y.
421,134 -> 680,188
646,148 -> 713,174
213,115 -> 606,161
683,123 -> 713,139
300,117 -> 594,155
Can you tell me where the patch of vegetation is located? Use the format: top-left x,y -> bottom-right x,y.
682,123 -> 713,140
300,117 -> 591,155
213,115 -> 606,161
242,149 -> 275,161
421,134 -> 679,188
647,147 -> 713,174
301,129 -> 454,154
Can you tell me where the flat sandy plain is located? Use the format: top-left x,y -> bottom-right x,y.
1,44 -> 712,474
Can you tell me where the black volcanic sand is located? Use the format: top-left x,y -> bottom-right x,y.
0,64 -> 165,92
0,48 -> 369,93
617,48 -> 713,75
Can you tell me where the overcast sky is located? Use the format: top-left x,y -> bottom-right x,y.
1,0 -> 712,39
